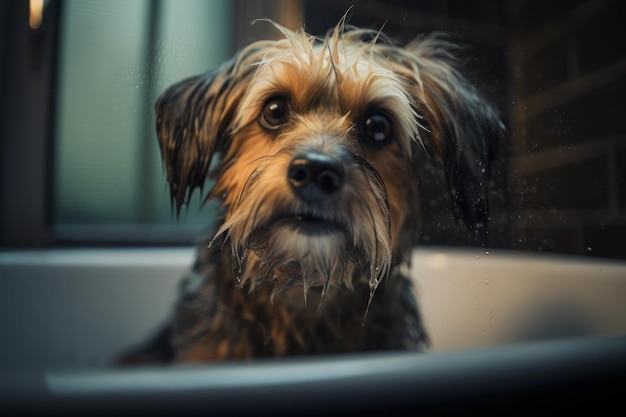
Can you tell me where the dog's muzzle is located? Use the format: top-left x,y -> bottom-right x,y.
288,152 -> 345,201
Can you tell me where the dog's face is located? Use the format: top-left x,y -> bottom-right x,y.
156,21 -> 505,304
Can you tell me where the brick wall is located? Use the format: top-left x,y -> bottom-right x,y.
506,0 -> 626,259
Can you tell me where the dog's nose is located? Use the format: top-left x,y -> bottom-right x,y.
288,153 -> 345,201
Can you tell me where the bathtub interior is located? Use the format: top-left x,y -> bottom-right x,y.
0,246 -> 625,373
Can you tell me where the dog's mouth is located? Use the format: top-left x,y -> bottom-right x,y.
270,210 -> 348,236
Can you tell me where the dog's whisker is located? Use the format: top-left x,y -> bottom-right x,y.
245,154 -> 275,168
235,166 -> 261,209
354,165 -> 389,291
235,199 -> 266,255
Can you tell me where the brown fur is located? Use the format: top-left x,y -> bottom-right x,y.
118,17 -> 504,364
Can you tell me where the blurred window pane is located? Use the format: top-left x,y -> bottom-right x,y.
53,0 -> 232,241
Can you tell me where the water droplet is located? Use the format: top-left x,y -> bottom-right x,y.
484,280 -> 490,285
485,251 -> 490,255
586,247 -> 592,252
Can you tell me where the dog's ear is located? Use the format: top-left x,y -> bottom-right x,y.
389,34 -> 506,244
155,45 -> 266,214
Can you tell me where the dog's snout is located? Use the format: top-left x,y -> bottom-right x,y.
288,153 -> 344,201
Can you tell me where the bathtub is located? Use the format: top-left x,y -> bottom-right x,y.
1,247 -> 625,414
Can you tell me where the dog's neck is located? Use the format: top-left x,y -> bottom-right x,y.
194,231 -> 394,306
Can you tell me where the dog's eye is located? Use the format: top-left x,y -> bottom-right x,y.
363,113 -> 392,145
260,97 -> 289,129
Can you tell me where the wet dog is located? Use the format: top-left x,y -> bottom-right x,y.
119,18 -> 505,363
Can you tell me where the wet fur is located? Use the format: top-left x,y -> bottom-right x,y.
118,18 -> 505,363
